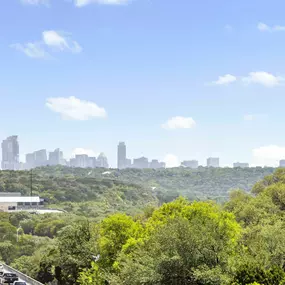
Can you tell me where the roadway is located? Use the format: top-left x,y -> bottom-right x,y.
1,264 -> 43,285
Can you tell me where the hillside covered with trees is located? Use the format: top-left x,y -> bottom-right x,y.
1,168 -> 285,284
4,166 -> 274,203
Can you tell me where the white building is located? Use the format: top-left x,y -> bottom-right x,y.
233,162 -> 249,168
207,157 -> 220,168
181,160 -> 199,169
0,196 -> 41,212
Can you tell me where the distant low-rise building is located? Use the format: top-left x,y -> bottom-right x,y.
0,195 -> 42,212
125,158 -> 132,168
181,160 -> 199,169
133,157 -> 149,169
207,157 -> 219,168
233,162 -> 249,168
97,153 -> 109,168
149,159 -> 166,169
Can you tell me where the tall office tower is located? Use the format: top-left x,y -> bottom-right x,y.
88,157 -> 97,168
34,149 -> 48,167
117,142 -> 127,169
25,153 -> 35,170
133,157 -> 149,169
233,162 -> 249,168
97,153 -> 109,168
49,148 -> 64,166
280,160 -> 285,167
207,157 -> 220,168
181,160 -> 199,169
1,136 -> 19,170
75,154 -> 89,168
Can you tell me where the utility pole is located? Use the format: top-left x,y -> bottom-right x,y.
30,169 -> 33,197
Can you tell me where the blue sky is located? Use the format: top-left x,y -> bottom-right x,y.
1,0 -> 285,167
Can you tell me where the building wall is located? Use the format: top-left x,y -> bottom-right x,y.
0,202 -> 17,212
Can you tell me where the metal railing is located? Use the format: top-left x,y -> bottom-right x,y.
3,264 -> 44,285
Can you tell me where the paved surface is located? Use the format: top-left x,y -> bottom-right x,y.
2,264 -> 43,285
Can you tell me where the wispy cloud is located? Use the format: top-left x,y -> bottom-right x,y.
74,0 -> 130,7
224,24 -> 233,32
242,71 -> 283,87
11,30 -> 82,59
46,96 -> 107,120
252,145 -> 285,167
257,22 -> 285,32
72,148 -> 98,157
162,116 -> 196,130
10,42 -> 50,59
20,0 -> 49,5
210,71 -> 283,88
163,154 -> 180,168
212,74 -> 237,85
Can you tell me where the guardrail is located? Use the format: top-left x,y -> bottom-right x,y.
3,264 -> 44,285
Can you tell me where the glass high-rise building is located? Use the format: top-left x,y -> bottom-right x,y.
1,136 -> 19,170
117,142 -> 127,169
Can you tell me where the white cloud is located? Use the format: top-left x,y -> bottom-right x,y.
46,96 -> 107,120
224,25 -> 233,32
11,31 -> 81,58
163,154 -> 180,168
162,116 -> 196,130
244,114 -> 255,121
10,42 -> 50,59
21,0 -> 49,5
212,74 -> 237,85
242,71 -> 283,87
72,148 -> 98,157
258,22 -> 285,32
252,145 -> 285,166
74,0 -> 129,7
43,31 -> 82,53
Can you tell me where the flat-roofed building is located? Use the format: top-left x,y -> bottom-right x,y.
0,196 -> 41,212
233,162 -> 249,168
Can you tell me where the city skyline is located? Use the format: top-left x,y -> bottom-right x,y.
2,136 -> 285,170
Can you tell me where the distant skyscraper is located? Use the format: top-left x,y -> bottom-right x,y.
1,136 -> 19,170
88,157 -> 97,168
25,153 -> 35,170
117,142 -> 127,169
207,157 -> 219,168
233,162 -> 249,168
34,149 -> 48,167
280,160 -> 285,167
75,154 -> 89,168
181,160 -> 199,169
49,148 -> 63,166
133,157 -> 149,169
97,153 -> 109,168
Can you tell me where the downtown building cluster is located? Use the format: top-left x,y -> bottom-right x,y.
1,136 -> 109,170
117,142 -> 166,169
3,136 -> 285,170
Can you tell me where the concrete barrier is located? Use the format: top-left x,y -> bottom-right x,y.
3,264 -> 44,285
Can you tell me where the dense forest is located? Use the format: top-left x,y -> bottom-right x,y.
0,166 -> 275,206
1,167 -> 285,284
